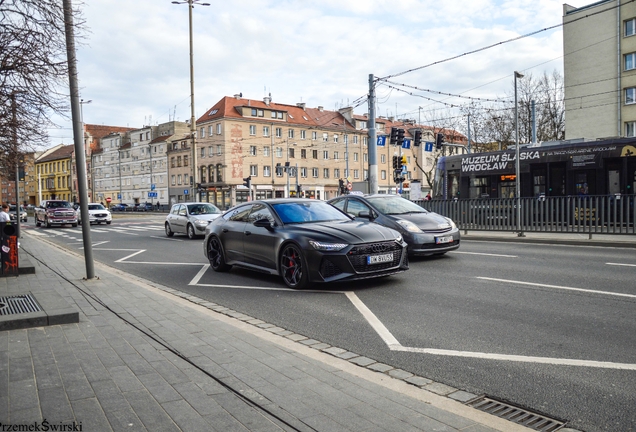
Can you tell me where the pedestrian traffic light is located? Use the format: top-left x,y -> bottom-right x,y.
296,184 -> 302,194
392,155 -> 399,170
435,133 -> 444,150
396,128 -> 405,146
389,127 -> 398,145
413,130 -> 422,147
243,176 -> 251,189
338,178 -> 346,194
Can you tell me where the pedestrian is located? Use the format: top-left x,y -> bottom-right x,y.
156,201 -> 161,211
424,192 -> 431,201
0,204 -> 10,222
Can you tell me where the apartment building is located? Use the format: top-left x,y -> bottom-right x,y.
35,144 -> 74,203
92,121 -> 189,206
563,0 -> 636,139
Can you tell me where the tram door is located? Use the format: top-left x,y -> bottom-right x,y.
608,169 -> 620,195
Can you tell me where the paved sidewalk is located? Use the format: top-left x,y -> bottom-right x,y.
0,234 -> 535,432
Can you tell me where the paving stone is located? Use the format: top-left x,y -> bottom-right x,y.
104,407 -> 147,432
404,376 -> 433,386
309,343 -> 331,350
349,356 -> 376,367
108,365 -> 145,393
448,390 -> 478,403
298,339 -> 320,346
285,334 -> 307,342
367,362 -> 394,373
424,382 -> 458,396
334,351 -> 359,360
38,387 -> 73,422
124,389 -> 181,432
387,369 -> 414,380
161,399 -> 212,432
9,379 -> 39,412
91,379 -> 133,413
71,397 -> 113,432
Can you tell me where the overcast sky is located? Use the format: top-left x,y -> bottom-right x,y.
47,0 -> 594,146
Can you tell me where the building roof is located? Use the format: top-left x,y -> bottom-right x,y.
85,124 -> 136,153
36,144 -> 75,163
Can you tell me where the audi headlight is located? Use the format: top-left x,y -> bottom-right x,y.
309,240 -> 348,252
395,219 -> 423,233
445,217 -> 457,229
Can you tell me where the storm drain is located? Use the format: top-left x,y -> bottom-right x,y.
0,294 -> 42,316
467,396 -> 566,431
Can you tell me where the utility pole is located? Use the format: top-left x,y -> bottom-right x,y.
63,0 -> 94,278
368,74 -> 378,194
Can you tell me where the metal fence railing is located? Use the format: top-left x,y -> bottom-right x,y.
414,195 -> 636,236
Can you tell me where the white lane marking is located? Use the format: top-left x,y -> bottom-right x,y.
150,236 -> 183,241
452,251 -> 517,258
477,276 -> 636,299
92,241 -> 109,247
345,292 -> 401,347
346,291 -> 636,370
392,346 -> 636,370
189,265 -> 209,285
115,250 -> 146,262
607,262 -> 636,267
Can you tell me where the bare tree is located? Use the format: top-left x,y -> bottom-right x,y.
0,0 -> 84,172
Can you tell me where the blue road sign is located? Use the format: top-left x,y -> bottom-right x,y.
377,135 -> 386,147
184,189 -> 189,195
148,192 -> 157,198
402,139 -> 411,149
117,194 -> 121,199
151,184 -> 156,191
425,142 -> 433,152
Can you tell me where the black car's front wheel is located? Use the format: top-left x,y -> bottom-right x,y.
208,236 -> 231,272
280,243 -> 309,289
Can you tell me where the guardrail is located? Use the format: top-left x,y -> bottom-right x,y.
415,195 -> 635,236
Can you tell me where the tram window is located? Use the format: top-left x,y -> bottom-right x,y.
448,172 -> 460,198
575,173 -> 589,196
469,177 -> 489,199
533,169 -> 546,197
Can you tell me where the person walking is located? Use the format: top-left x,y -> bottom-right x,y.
0,203 -> 10,222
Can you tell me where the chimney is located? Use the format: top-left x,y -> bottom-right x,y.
318,106 -> 324,112
388,116 -> 394,122
234,94 -> 241,99
297,102 -> 306,110
264,96 -> 271,105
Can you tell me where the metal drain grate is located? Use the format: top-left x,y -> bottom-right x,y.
467,396 -> 566,431
0,294 -> 42,316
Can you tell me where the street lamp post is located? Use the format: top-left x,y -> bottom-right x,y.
80,99 -> 91,201
514,71 -> 525,237
172,0 -> 209,203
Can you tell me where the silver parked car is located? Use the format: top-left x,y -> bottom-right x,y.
165,202 -> 223,239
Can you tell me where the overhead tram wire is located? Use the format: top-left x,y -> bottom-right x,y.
377,0 -> 635,82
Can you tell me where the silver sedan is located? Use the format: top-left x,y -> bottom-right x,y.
165,202 -> 223,239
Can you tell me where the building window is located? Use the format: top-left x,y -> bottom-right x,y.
263,166 -> 271,177
312,131 -> 317,140
353,152 -> 359,162
249,125 -> 256,135
312,150 -> 318,159
288,129 -> 294,138
626,121 -> 636,137
250,146 -> 257,156
626,53 -> 636,71
626,87 -> 636,105
184,155 -> 189,167
334,134 -> 339,143
208,125 -> 213,136
323,168 -> 329,178
312,168 -> 318,178
177,174 -> 182,185
627,18 -> 636,37
208,146 -> 213,157
353,169 -> 359,179
250,165 -> 258,176
289,148 -> 295,158
217,145 -> 222,155
200,127 -> 205,138
258,109 -> 264,117
322,133 -> 328,142
263,126 -> 269,137
323,151 -> 328,160
300,130 -> 306,139
381,154 -> 386,163
184,174 -> 189,185
334,168 -> 340,178
353,135 -> 358,144
216,164 -> 223,182
216,124 -> 222,134
381,170 -> 386,180
300,167 -> 307,178
275,128 -> 282,138
334,151 -> 339,160
301,149 -> 307,159
263,146 -> 270,157
171,175 -> 176,185
276,147 -> 283,157
251,108 -> 257,116
200,148 -> 205,158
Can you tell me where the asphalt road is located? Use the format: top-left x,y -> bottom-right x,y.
25,214 -> 636,432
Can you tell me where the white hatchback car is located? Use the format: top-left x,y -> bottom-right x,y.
165,202 -> 223,239
78,203 -> 112,225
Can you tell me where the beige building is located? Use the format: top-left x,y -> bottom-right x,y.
563,0 -> 636,139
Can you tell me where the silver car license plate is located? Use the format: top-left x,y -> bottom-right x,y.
367,253 -> 393,265
436,235 -> 453,244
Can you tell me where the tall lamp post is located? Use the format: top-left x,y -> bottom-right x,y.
80,99 -> 91,201
514,71 -> 525,237
172,0 -> 209,203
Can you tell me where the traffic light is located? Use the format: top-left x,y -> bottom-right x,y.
243,176 -> 251,189
276,163 -> 283,175
396,128 -> 405,146
435,133 -> 444,150
389,127 -> 398,145
392,155 -> 399,170
401,155 -> 407,168
413,130 -> 422,147
339,178 -> 346,195
296,184 -> 302,195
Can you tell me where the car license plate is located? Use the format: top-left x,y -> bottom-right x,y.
436,235 -> 453,244
367,253 -> 393,265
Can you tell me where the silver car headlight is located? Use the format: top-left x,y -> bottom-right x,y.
445,217 -> 457,229
395,219 -> 423,233
308,240 -> 348,252
194,219 -> 209,228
